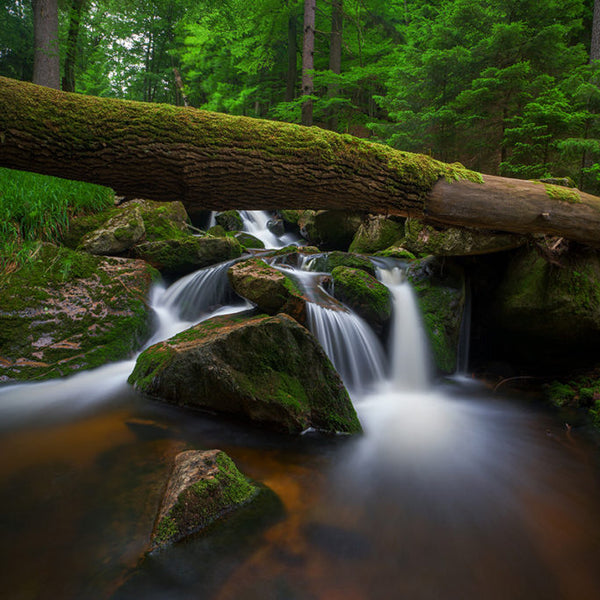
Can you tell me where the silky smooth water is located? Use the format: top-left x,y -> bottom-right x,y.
1,235 -> 600,599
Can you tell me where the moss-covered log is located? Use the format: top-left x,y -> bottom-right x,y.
3,77 -> 600,245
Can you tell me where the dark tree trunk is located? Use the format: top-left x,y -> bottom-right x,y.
33,0 -> 60,89
62,0 -> 86,93
591,0 -> 600,62
286,13 -> 298,102
2,77 -> 600,246
301,0 -> 316,126
327,0 -> 343,130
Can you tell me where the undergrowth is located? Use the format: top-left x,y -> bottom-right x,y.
0,167 -> 114,279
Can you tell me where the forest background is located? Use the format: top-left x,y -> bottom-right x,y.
3,0 -> 600,194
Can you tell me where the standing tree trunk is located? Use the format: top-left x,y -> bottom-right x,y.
62,0 -> 86,92
301,0 -> 316,126
591,0 -> 600,62
286,13 -> 298,102
33,0 -> 60,89
327,0 -> 343,130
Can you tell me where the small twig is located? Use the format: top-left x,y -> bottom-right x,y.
493,375 -> 540,393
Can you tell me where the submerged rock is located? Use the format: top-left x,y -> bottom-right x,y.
330,266 -> 392,335
406,257 -> 466,374
349,215 -> 404,254
228,258 -> 306,323
128,312 -> 361,434
151,449 -> 261,550
0,243 -> 157,382
134,236 -> 242,278
402,219 -> 526,257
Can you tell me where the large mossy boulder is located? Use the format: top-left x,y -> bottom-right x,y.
228,258 -> 306,324
349,215 -> 404,255
151,449 -> 262,550
402,219 -> 526,257
299,210 -> 364,250
215,210 -> 243,232
81,204 -> 146,255
306,251 -> 376,277
135,235 -> 242,278
64,199 -> 191,252
406,257 -> 466,374
493,247 -> 600,360
128,312 -> 361,434
0,243 -> 158,382
330,266 -> 392,334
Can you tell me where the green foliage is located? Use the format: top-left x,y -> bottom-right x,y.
0,168 -> 114,275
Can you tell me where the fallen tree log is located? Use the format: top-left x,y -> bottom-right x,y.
2,76 -> 600,246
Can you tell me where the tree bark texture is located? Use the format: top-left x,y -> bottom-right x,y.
301,0 -> 316,126
327,0 -> 343,130
592,0 -> 600,62
33,0 -> 60,89
62,0 -> 86,92
2,77 -> 600,246
286,13 -> 298,102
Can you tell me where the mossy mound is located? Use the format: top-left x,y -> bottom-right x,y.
152,450 -> 261,550
406,257 -> 466,374
306,251 -> 376,276
493,247 -> 600,361
128,312 -> 361,434
374,246 -> 417,260
234,231 -> 265,249
402,219 -> 526,257
64,199 -> 191,251
135,236 -> 242,278
299,210 -> 364,251
228,258 -> 306,323
330,266 -> 392,334
81,204 -> 145,255
215,210 -> 243,232
0,243 -> 158,382
349,215 -> 404,255
545,373 -> 600,428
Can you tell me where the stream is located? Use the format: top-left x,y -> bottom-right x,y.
1,211 -> 600,599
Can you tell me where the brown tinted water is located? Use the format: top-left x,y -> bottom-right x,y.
1,377 -> 600,600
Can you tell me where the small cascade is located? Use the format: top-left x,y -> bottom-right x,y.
307,303 -> 387,395
377,265 -> 430,391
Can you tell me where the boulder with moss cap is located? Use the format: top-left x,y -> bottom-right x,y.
228,258 -> 306,324
151,449 -> 263,550
128,312 -> 361,434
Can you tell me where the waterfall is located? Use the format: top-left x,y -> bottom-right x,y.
306,303 -> 386,395
376,265 -> 430,390
457,279 -> 472,374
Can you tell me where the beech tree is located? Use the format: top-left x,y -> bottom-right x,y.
32,0 -> 59,89
301,0 -> 316,126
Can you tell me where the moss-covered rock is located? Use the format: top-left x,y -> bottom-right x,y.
306,251 -> 376,276
374,246 -> 417,260
402,219 -> 526,257
406,257 -> 466,374
330,266 -> 392,334
215,210 -> 243,232
128,312 -> 361,434
299,210 -> 364,250
151,449 -> 262,550
228,258 -> 306,323
81,204 -> 145,255
64,199 -> 191,251
279,210 -> 304,226
234,231 -> 265,249
493,247 -> 600,360
0,243 -> 158,382
349,215 -> 404,254
135,236 -> 242,278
